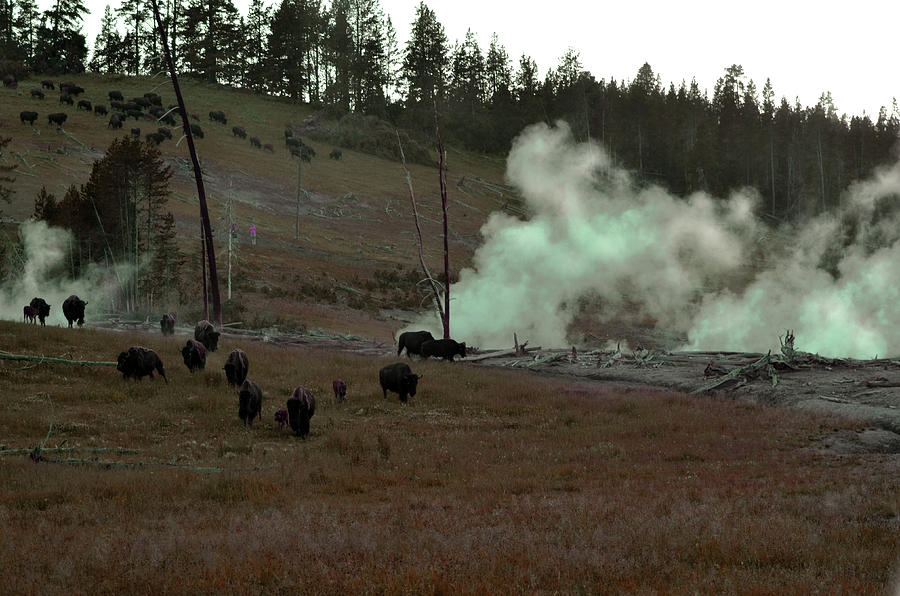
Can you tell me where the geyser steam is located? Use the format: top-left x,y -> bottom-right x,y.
411,121 -> 900,358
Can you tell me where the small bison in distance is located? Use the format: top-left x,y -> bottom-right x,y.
190,123 -> 204,138
29,297 -> 50,326
379,363 -> 421,403
333,378 -> 347,403
209,110 -> 227,124
181,339 -> 207,373
224,349 -> 249,387
94,104 -> 108,116
160,313 -> 175,335
287,387 -> 316,438
41,80 -> 55,90
421,338 -> 467,361
20,111 -> 38,125
30,89 -> 44,99
329,148 -> 342,160
62,294 -> 87,327
397,330 -> 435,357
23,305 -> 37,324
48,112 -> 67,127
77,99 -> 91,111
231,126 -> 246,139
238,380 -> 263,426
117,346 -> 168,383
194,320 -> 220,352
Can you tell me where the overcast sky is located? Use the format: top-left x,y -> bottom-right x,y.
56,0 -> 899,119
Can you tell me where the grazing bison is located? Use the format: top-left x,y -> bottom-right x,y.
41,80 -> 55,90
190,123 -> 204,138
126,109 -> 143,120
223,349 -> 249,387
59,94 -> 73,105
249,136 -> 261,149
379,363 -> 421,403
238,380 -> 263,426
329,148 -> 342,160
132,96 -> 151,108
29,297 -> 50,326
30,89 -> 45,99
231,125 -> 246,138
108,114 -> 123,129
109,90 -> 124,101
194,319 -> 220,352
420,338 -> 467,361
262,143 -> 274,153
332,378 -> 347,403
110,100 -> 124,111
94,104 -> 108,116
144,92 -> 162,106
67,85 -> 84,96
397,330 -> 435,357
62,294 -> 87,327
23,305 -> 37,324
117,346 -> 167,382
181,339 -> 207,372
145,132 -> 165,145
160,113 -> 176,126
48,112 -> 67,127
285,136 -> 303,149
160,312 -> 175,335
124,101 -> 139,111
208,110 -> 227,124
130,127 -> 141,138
20,111 -> 38,125
76,99 -> 92,111
157,127 -> 172,139
286,387 -> 316,438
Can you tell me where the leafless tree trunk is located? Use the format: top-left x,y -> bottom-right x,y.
434,101 -> 450,339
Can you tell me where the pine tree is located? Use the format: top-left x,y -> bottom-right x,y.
382,14 -> 400,101
401,1 -> 447,106
117,0 -> 148,75
268,0 -> 318,102
0,0 -> 17,59
13,0 -> 40,63
180,0 -> 241,83
244,0 -> 271,91
484,32 -> 510,103
448,28 -> 484,108
35,0 -> 89,73
88,5 -> 122,73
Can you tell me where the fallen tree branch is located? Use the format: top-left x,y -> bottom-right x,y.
0,350 -> 116,366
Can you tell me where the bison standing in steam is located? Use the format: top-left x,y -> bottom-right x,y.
160,313 -> 175,335
224,349 -> 249,387
117,346 -> 168,382
62,294 -> 87,327
379,363 -> 421,403
286,387 -> 316,438
23,305 -> 37,324
194,320 -> 220,352
420,338 -> 467,361
238,380 -> 263,426
397,330 -> 435,357
181,339 -> 207,373
29,297 -> 50,326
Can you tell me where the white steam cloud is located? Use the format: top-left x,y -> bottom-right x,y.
410,121 -> 900,358
0,220 -> 122,325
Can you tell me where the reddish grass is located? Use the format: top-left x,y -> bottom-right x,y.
1,321 -> 899,593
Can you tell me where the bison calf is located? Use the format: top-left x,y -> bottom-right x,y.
287,387 -> 316,438
224,349 -> 249,387
379,363 -> 421,403
23,305 -> 37,324
181,339 -> 207,372
420,338 -> 467,361
238,380 -> 263,426
117,346 -> 167,382
332,378 -> 347,403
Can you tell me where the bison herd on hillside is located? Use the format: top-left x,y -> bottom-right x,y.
9,76 -> 345,162
18,298 -> 463,440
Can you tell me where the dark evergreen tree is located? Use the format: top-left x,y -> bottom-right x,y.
268,0 -> 318,102
484,32 -> 510,103
243,0 -> 271,91
34,0 -> 89,73
88,5 -> 123,73
401,1 -> 447,106
13,0 -> 40,63
180,0 -> 241,83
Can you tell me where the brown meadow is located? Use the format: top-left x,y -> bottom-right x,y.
1,320 -> 898,593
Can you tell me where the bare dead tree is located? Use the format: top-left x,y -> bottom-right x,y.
149,0 -> 221,326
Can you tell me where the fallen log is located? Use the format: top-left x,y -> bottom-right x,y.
0,350 -> 116,366
467,347 -> 542,362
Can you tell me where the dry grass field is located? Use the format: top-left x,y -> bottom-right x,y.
1,320 -> 899,593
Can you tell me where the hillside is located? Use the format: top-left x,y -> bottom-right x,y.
1,73 -> 513,339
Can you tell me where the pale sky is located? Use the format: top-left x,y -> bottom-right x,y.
55,0 -> 899,118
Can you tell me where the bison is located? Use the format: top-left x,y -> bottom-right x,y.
286,387 -> 316,438
249,136 -> 261,149
194,319 -> 220,352
2,74 -> 16,87
30,89 -> 45,100
130,127 -> 141,138
379,363 -> 421,403
41,80 -> 55,90
238,380 -> 263,426
223,349 -> 249,387
232,125 -> 246,139
20,111 -> 38,125
145,132 -> 165,145
262,143 -> 274,153
76,99 -> 92,111
94,104 -> 108,116
157,127 -> 172,139
29,297 -> 50,326
332,378 -> 347,403
329,148 -> 342,160
23,305 -> 37,324
397,330 -> 435,357
109,90 -> 124,101
108,114 -> 123,129
181,339 -> 207,372
48,112 -> 67,127
59,94 -> 73,105
420,338 -> 467,361
208,110 -> 227,124
144,92 -> 162,106
274,408 -> 289,430
62,294 -> 87,327
160,312 -> 175,335
117,346 -> 167,382
190,123 -> 204,138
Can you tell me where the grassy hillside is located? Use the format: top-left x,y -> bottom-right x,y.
1,73 -> 512,338
0,320 -> 898,592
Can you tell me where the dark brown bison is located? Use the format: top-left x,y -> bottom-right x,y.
117,346 -> 167,382
190,123 -> 204,138
29,297 -> 50,326
160,313 -> 175,335
238,380 -> 263,426
287,387 -> 316,438
41,80 -> 55,90
108,90 -> 124,101
249,136 -> 261,148
62,294 -> 87,327
145,132 -> 165,145
332,378 -> 347,403
397,330 -> 435,357
208,110 -> 226,124
262,143 -> 274,153
48,112 -> 67,127
223,349 -> 249,387
232,125 -> 246,138
23,305 -> 37,324
157,127 -> 172,139
94,104 -> 108,116
420,338 -> 467,361
194,320 -> 220,352
59,94 -> 73,105
2,74 -> 16,87
379,363 -> 421,403
30,89 -> 44,99
329,148 -> 342,160
76,99 -> 92,111
130,127 -> 141,138
181,339 -> 207,372
108,114 -> 123,129
20,111 -> 38,125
